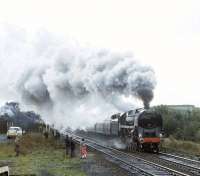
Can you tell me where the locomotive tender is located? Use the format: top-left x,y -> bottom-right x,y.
92,108 -> 163,152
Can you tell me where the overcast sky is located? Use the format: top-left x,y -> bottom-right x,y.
0,0 -> 200,107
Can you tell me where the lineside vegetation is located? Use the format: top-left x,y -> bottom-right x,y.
0,133 -> 86,176
154,105 -> 200,155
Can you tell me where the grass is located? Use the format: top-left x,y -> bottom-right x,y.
11,149 -> 85,175
0,133 -> 86,176
161,136 -> 200,156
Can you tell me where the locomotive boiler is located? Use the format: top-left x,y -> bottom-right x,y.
92,108 -> 163,152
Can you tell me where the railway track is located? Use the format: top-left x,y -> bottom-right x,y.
82,131 -> 200,175
133,151 -> 200,176
70,132 -> 200,176
68,132 -> 190,176
159,152 -> 200,166
158,152 -> 200,175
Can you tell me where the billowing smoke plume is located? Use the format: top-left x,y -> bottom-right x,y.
0,25 -> 156,129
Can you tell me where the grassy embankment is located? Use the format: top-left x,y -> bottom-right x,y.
162,136 -> 200,156
0,133 -> 86,176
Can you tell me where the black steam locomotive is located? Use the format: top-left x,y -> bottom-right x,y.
91,108 -> 163,152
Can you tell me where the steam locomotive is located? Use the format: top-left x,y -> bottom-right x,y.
90,108 -> 163,152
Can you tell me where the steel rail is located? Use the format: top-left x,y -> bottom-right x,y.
72,134 -> 155,176
69,133 -> 189,176
157,152 -> 200,175
159,152 -> 200,165
85,137 -> 190,176
75,132 -> 200,175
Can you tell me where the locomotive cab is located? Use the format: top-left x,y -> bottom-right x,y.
118,110 -> 136,142
119,110 -> 135,125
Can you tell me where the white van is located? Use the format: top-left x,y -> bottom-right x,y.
7,127 -> 23,139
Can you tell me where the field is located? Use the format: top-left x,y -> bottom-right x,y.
0,133 -> 86,176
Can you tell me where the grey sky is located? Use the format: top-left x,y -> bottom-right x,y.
0,0 -> 200,106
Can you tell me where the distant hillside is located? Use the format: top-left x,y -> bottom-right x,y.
0,102 -> 44,129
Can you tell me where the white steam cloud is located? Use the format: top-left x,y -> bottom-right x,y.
0,25 -> 156,129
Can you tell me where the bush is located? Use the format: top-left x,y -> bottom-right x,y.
162,137 -> 200,155
154,105 -> 200,142
18,133 -> 63,155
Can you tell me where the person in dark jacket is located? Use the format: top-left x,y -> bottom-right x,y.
65,135 -> 70,156
55,130 -> 60,140
43,131 -> 49,139
15,135 -> 20,157
70,137 -> 75,158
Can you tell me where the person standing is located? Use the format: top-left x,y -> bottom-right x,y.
43,130 -> 48,139
80,138 -> 87,159
14,135 -> 20,157
70,137 -> 75,158
65,135 -> 70,156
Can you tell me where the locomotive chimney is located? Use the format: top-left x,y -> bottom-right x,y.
144,102 -> 150,109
